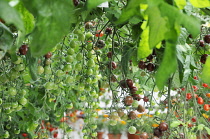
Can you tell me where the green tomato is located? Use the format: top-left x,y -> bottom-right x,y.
75,63 -> 82,71
37,66 -> 44,74
65,76 -> 74,84
44,82 -> 54,90
70,40 -> 77,48
3,130 -> 9,138
76,53 -> 83,61
78,34 -> 85,42
5,108 -> 12,114
10,70 -> 19,80
44,66 -> 52,74
187,108 -> 193,116
19,89 -> 27,96
86,68 -> 93,75
6,124 -> 11,129
85,78 -> 92,84
15,105 -> 22,111
66,103 -> 73,109
0,98 -> 2,105
91,132 -> 97,137
109,120 -> 117,126
13,57 -> 23,64
19,97 -> 27,106
128,126 -> 137,134
90,124 -> 97,130
65,55 -> 74,63
55,70 -> 64,77
8,87 -> 17,96
85,32 -> 93,40
11,102 -> 18,108
14,64 -> 25,71
45,59 -> 52,65
80,96 -> 86,101
86,43 -> 93,50
87,59 -> 95,67
155,111 -> 160,116
67,48 -> 75,55
14,128 -> 20,134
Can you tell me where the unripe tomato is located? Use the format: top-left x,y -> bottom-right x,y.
19,97 -> 27,105
76,53 -> 83,61
67,48 -> 75,55
65,55 -> 74,63
44,66 -> 52,74
8,87 -> 17,96
15,64 -> 25,71
37,66 -> 44,74
75,63 -> 82,71
87,59 -> 95,67
44,82 -> 54,90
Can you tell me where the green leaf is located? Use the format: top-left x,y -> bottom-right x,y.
190,0 -> 210,8
15,2 -> 35,34
87,0 -> 112,10
115,0 -> 144,25
170,121 -> 182,128
26,49 -> 38,81
146,5 -> 168,48
0,23 -> 14,59
197,124 -> 205,131
155,41 -> 177,90
22,0 -> 76,57
204,127 -> 210,135
174,0 -> 186,9
0,0 -> 24,31
138,26 -> 152,59
159,2 -> 200,38
177,28 -> 189,45
121,44 -> 135,77
201,57 -> 210,84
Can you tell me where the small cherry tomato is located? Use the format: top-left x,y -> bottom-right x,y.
193,76 -> 198,80
206,93 -> 210,98
197,97 -> 204,105
95,30 -> 104,37
202,83 -> 208,88
192,85 -> 198,91
204,104 -> 209,111
186,93 -> 192,100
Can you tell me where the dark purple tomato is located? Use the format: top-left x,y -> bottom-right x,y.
146,63 -> 155,72
199,40 -> 205,47
138,61 -> 146,69
44,52 -> 52,59
126,79 -> 133,88
159,122 -> 168,131
107,51 -> 112,58
96,40 -> 105,49
153,127 -> 163,138
132,94 -> 141,101
73,0 -> 80,6
124,96 -> 133,106
204,34 -> 210,43
200,54 -> 208,64
105,28 -> 112,35
143,96 -> 149,102
19,45 -> 28,55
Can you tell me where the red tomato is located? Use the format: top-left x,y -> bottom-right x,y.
204,104 -> 209,111
194,94 -> 198,98
181,88 -> 185,91
49,127 -> 55,132
53,132 -> 58,138
192,85 -> 198,91
193,76 -> 198,80
186,93 -> 192,100
22,133 -> 28,137
95,30 -> 104,37
197,97 -> 204,105
191,116 -> 197,122
202,83 -> 208,88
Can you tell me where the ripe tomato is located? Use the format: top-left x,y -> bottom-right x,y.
197,97 -> 204,105
191,116 -> 196,122
22,133 -> 28,137
95,30 -> 104,37
192,85 -> 198,91
206,93 -> 210,98
193,76 -> 198,80
202,83 -> 208,88
53,132 -> 58,138
186,93 -> 192,100
204,104 -> 209,111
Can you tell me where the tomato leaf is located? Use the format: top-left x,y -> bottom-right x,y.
201,57 -> 210,84
190,0 -> 210,8
155,39 -> 177,90
0,1 -> 24,31
146,4 -> 168,49
204,127 -> 210,135
170,120 -> 182,128
174,0 -> 186,9
159,2 -> 200,38
115,0 -> 144,25
22,0 -> 76,57
87,0 -> 112,10
0,23 -> 14,59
